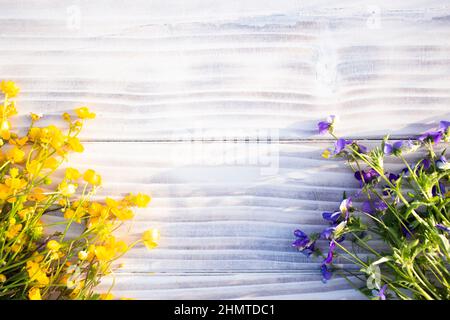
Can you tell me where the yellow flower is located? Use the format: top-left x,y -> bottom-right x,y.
26,261 -> 49,285
27,127 -> 41,141
43,157 -> 60,169
142,229 -> 160,250
47,240 -> 61,252
65,167 -> 81,180
83,169 -> 101,186
28,287 -> 42,300
0,80 -> 20,98
0,274 -> 6,283
94,237 -> 128,262
58,181 -> 77,197
100,293 -> 114,300
27,187 -> 47,202
106,197 -> 134,220
75,106 -> 96,119
6,223 -> 22,240
78,250 -> 88,260
62,112 -> 71,122
6,147 -> 25,163
133,193 -> 151,208
30,113 -> 42,122
322,149 -> 331,159
9,167 -> 19,178
67,136 -> 84,152
0,119 -> 10,140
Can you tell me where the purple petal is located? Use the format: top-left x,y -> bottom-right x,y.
294,229 -> 307,239
393,141 -> 403,150
321,264 -> 333,282
322,211 -> 341,223
318,121 -> 331,135
320,226 -> 336,240
436,224 -> 450,233
439,120 -> 450,131
377,284 -> 388,300
383,143 -> 393,155
361,200 -> 374,214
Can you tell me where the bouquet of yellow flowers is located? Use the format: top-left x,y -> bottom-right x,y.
0,80 -> 158,300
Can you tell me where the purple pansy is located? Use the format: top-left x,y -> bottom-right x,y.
320,264 -> 333,282
318,115 -> 336,135
362,200 -> 388,215
436,224 -> 450,234
292,229 -> 316,256
339,198 -> 352,220
418,130 -> 444,145
376,284 -> 388,300
323,241 -> 336,264
334,138 -> 353,154
354,169 -> 380,186
322,211 -> 341,223
418,158 -> 431,171
320,226 -> 336,240
384,141 -> 403,155
440,120 -> 450,132
436,155 -> 450,170
432,182 -> 446,197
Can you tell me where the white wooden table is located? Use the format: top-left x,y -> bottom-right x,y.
1,0 -> 449,299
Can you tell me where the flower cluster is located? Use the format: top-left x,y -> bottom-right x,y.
0,81 -> 159,300
293,115 -> 450,300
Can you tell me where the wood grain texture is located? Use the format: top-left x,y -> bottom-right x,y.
2,0 -> 450,299
58,141 -> 416,299
1,1 -> 450,140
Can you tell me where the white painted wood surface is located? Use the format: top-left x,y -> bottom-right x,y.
1,0 -> 450,299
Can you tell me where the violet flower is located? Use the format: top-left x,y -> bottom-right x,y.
318,115 -> 336,135
376,284 -> 388,300
362,200 -> 388,215
418,158 -> 431,171
436,155 -> 450,170
354,169 -> 380,186
440,120 -> 450,132
432,182 -> 446,197
436,224 -> 450,234
322,211 -> 340,223
384,141 -> 403,155
320,226 -> 336,240
418,130 -> 444,145
339,198 -> 352,220
323,241 -> 336,264
321,264 -> 333,282
334,138 -> 352,154
292,229 -> 316,256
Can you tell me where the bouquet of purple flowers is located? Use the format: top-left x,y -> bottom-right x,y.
294,116 -> 450,300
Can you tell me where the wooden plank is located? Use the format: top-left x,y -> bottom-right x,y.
1,2 -> 449,140
58,141 -> 419,274
96,273 -> 365,300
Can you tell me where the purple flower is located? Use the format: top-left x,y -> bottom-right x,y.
432,182 -> 446,197
334,138 -> 352,154
440,120 -> 450,132
436,155 -> 449,170
318,115 -> 336,135
339,198 -> 352,220
401,224 -> 414,239
320,226 -> 336,240
321,264 -> 333,282
292,229 -> 316,256
388,173 -> 399,183
384,141 -> 403,155
436,224 -> 450,234
323,241 -> 336,264
361,200 -> 388,215
418,158 -> 431,170
322,211 -> 340,223
355,143 -> 368,154
376,284 -> 388,300
418,130 -> 444,145
354,169 -> 380,186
